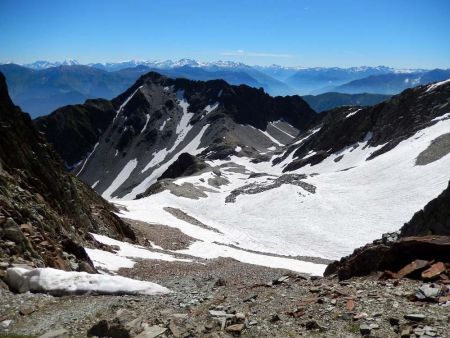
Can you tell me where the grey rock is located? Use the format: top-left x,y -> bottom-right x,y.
209,310 -> 234,319
243,294 -> 258,302
38,328 -> 69,338
416,284 -> 441,299
19,305 -> 35,315
0,320 -> 12,329
3,218 -> 25,244
225,323 -> 245,333
404,313 -> 426,322
270,313 -> 281,323
136,325 -> 167,338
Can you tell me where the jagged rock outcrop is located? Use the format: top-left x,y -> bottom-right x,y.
0,72 -> 134,272
400,181 -> 450,237
158,153 -> 210,180
324,235 -> 450,280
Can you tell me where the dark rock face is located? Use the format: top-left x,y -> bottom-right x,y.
34,99 -> 116,168
400,181 -> 450,237
0,72 -> 134,270
282,82 -> 450,172
158,153 -> 210,180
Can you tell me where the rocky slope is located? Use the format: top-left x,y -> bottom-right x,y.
400,181 -> 450,237
0,72 -> 134,273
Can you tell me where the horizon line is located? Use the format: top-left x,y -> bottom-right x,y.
1,59 -> 449,71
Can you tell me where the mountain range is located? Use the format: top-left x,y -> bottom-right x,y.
2,60 -> 449,117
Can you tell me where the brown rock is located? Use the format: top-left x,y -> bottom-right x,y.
0,278 -> 9,290
346,298 -> 355,311
400,328 -> 411,338
438,295 -> 450,303
305,320 -> 322,330
298,297 -> 319,306
353,312 -> 368,320
20,223 -> 34,235
287,308 -> 305,318
421,262 -> 446,279
19,306 -> 35,315
396,259 -> 430,278
226,323 -> 245,334
379,270 -> 399,280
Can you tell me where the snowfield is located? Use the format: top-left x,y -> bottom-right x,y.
110,115 -> 450,275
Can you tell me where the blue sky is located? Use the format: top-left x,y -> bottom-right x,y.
1,0 -> 449,68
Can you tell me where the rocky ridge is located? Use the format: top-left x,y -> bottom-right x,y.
277,81 -> 450,172
0,72 -> 134,274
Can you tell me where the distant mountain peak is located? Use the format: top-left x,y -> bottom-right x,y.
23,59 -> 80,69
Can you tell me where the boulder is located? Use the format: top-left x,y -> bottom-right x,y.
325,236 -> 450,280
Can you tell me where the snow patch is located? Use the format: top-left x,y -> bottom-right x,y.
102,159 -> 138,199
293,127 -> 321,145
85,248 -> 136,272
86,233 -> 191,272
204,102 -> 219,114
270,122 -> 296,138
346,108 -> 362,119
141,114 -> 150,133
114,86 -> 143,122
426,79 -> 450,92
76,142 -> 99,176
6,267 -> 170,296
260,129 -> 284,146
159,118 -> 169,131
432,112 -> 450,122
